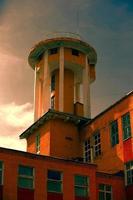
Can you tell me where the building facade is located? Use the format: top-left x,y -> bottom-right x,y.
0,33 -> 132,199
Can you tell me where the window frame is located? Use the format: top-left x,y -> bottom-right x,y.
110,120 -> 119,147
0,161 -> 3,185
51,74 -> 55,92
74,174 -> 89,198
47,169 -> 62,193
35,133 -> 40,154
93,131 -> 101,157
18,165 -> 34,189
51,95 -> 55,109
122,112 -> 131,140
125,161 -> 133,186
84,139 -> 91,162
99,184 -> 112,200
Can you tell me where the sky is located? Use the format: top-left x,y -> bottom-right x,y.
0,0 -> 133,151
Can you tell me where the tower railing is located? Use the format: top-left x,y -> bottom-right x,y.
44,32 -> 82,40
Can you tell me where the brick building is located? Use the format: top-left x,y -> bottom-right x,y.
0,33 -> 132,199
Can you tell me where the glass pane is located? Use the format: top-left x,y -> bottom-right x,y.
75,175 -> 88,186
106,185 -> 111,191
48,170 -> 61,180
18,177 -> 33,189
0,161 -> 2,169
0,172 -> 2,185
99,192 -> 105,200
106,193 -> 112,200
19,165 -> 33,176
75,186 -> 88,197
47,180 -> 62,192
99,184 -> 105,190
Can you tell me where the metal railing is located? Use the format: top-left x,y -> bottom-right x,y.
44,31 -> 82,40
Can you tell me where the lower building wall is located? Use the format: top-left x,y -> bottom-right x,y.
126,185 -> 133,200
47,192 -> 63,200
0,185 -> 3,200
75,197 -> 89,200
17,188 -> 34,200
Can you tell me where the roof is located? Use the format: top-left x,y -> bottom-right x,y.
0,146 -> 96,167
20,109 -> 89,139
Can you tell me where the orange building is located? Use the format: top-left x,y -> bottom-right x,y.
0,33 -> 132,200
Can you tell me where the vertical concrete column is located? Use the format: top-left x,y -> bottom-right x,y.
75,82 -> 80,102
34,66 -> 37,121
43,50 -> 50,114
59,47 -> 64,111
83,56 -> 91,118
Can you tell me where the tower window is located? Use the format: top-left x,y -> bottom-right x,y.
75,175 -> 89,197
84,139 -> 91,162
94,131 -> 101,157
51,96 -> 55,109
18,165 -> 34,189
0,161 -> 3,185
110,120 -> 119,146
122,112 -> 131,140
51,74 -> 55,92
99,184 -> 112,200
47,170 -> 62,193
72,49 -> 79,56
49,48 -> 58,55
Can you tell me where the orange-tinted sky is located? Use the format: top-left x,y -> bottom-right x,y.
0,0 -> 133,150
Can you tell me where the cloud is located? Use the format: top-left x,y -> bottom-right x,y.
0,102 -> 33,150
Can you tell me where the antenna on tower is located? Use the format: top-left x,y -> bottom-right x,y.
76,6 -> 80,34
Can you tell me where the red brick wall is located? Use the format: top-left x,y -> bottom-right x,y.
17,188 -> 34,200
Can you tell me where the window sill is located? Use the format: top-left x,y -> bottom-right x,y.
123,136 -> 132,142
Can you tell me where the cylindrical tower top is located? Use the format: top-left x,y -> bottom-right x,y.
29,33 -> 97,120
28,33 -> 97,69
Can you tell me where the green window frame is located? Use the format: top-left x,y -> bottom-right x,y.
18,165 -> 34,189
94,132 -> 101,157
47,170 -> 62,193
84,139 -> 91,162
0,161 -> 3,185
36,133 -> 40,154
110,120 -> 119,146
122,112 -> 131,140
75,175 -> 89,197
125,161 -> 133,185
99,184 -> 112,200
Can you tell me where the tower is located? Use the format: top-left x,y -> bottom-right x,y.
28,33 -> 97,120
21,33 -> 97,159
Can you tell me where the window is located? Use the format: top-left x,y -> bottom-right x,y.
75,175 -> 89,197
51,74 -> 55,92
122,112 -> 131,140
36,133 -> 40,153
49,48 -> 58,55
99,184 -> 112,200
47,170 -> 62,193
18,165 -> 34,189
51,96 -> 55,109
110,120 -> 119,146
94,132 -> 101,157
0,161 -> 3,185
125,161 -> 133,185
72,49 -> 79,56
84,139 -> 91,162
